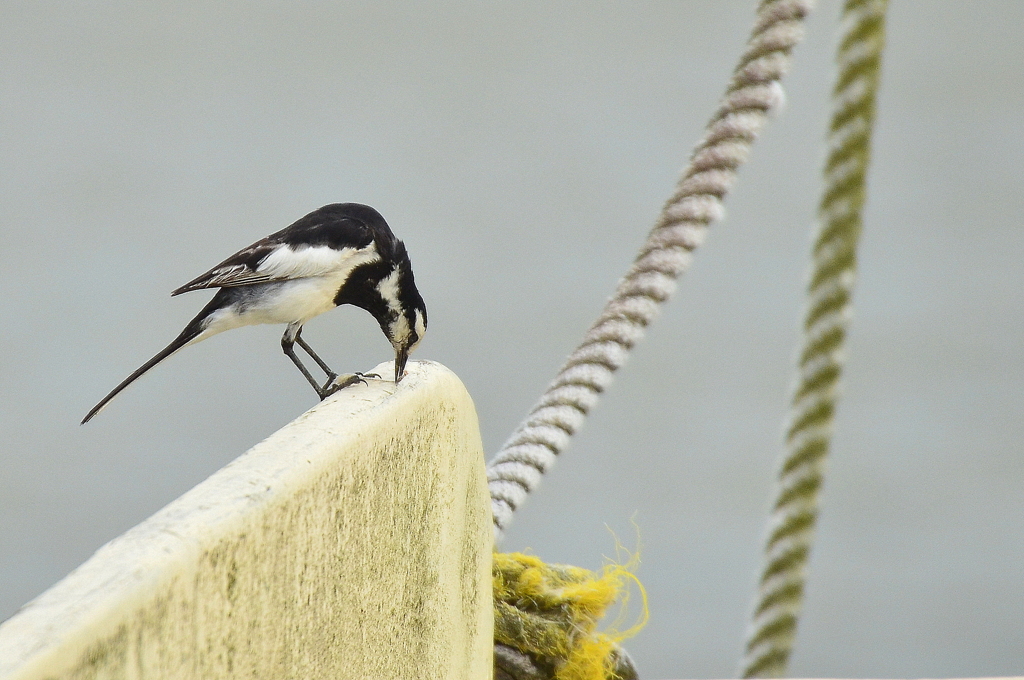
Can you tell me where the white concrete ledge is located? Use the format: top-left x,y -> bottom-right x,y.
0,360 -> 493,680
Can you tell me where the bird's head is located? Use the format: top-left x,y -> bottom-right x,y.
391,300 -> 426,384
375,242 -> 427,383
331,209 -> 427,384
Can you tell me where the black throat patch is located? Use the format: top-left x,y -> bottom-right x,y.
333,260 -> 397,334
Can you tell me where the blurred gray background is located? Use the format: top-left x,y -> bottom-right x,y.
2,1 -> 1023,677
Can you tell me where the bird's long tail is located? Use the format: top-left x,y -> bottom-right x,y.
81,294 -> 224,424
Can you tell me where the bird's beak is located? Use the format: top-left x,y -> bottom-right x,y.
395,347 -> 410,383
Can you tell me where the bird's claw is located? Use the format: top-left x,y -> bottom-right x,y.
319,372 -> 372,399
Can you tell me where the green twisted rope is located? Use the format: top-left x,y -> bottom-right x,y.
740,0 -> 889,676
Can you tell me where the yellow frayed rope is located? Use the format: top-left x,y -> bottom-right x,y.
493,552 -> 648,680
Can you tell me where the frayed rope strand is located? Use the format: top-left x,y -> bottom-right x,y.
493,551 -> 648,680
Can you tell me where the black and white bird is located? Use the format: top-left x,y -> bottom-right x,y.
82,203 -> 427,424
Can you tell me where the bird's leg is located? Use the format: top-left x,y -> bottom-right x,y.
296,329 -> 381,383
294,329 -> 336,377
282,327 -> 329,399
286,326 -> 368,399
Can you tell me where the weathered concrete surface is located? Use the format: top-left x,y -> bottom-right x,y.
0,361 -> 493,680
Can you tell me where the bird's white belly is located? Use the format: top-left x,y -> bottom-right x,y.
202,277 -> 341,337
246,277 -> 339,323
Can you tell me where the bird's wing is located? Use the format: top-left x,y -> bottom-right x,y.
171,206 -> 380,296
171,240 -> 280,295
259,242 -> 381,278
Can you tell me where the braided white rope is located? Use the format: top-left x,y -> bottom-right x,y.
487,0 -> 816,540
739,1 -> 888,676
